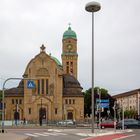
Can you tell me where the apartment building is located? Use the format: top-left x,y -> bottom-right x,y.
113,89 -> 140,115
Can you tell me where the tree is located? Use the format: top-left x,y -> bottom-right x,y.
120,109 -> 137,119
0,90 -> 2,100
84,88 -> 91,117
84,87 -> 115,118
0,90 -> 2,120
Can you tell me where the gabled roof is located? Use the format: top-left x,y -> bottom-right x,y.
5,80 -> 24,97
112,88 -> 140,98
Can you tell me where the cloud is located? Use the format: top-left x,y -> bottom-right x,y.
1,0 -> 140,95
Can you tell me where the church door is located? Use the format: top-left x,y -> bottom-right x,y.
14,111 -> 20,120
14,111 -> 20,125
39,108 -> 46,125
67,112 -> 73,120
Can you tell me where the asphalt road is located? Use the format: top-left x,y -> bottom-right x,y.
122,129 -> 140,140
7,129 -> 87,140
7,128 -> 140,140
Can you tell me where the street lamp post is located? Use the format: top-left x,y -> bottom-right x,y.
122,102 -> 124,130
114,101 -> 117,132
85,1 -> 101,133
97,88 -> 101,131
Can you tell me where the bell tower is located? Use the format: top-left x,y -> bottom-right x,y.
61,25 -> 78,79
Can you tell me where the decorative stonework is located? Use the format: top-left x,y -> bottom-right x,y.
36,68 -> 49,76
49,83 -> 54,95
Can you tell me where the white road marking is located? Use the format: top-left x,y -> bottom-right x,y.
25,133 -> 39,137
113,134 -> 136,140
48,129 -> 62,132
43,132 -> 58,136
24,131 -> 67,137
34,133 -> 49,136
76,133 -> 89,136
55,132 -> 67,135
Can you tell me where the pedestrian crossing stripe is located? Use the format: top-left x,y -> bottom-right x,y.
43,132 -> 58,136
24,132 -> 67,137
25,133 -> 39,137
48,129 -> 62,132
34,133 -> 49,136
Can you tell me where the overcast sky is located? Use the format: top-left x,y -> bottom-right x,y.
0,0 -> 140,95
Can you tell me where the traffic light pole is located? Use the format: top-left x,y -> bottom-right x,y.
1,77 -> 36,133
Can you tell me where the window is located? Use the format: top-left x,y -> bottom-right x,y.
4,103 -> 6,109
41,79 -> 44,94
28,108 -> 31,114
46,79 -> 48,95
70,68 -> 73,74
73,99 -> 75,104
66,66 -> 69,73
37,80 -> 40,94
12,99 -> 14,104
66,62 -> 69,65
69,99 -> 71,104
16,99 -> 18,104
70,62 -> 73,73
55,108 -> 57,114
19,99 -> 22,104
65,99 -> 68,104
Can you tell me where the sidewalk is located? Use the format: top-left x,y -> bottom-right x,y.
73,128 -> 133,137
0,132 -> 31,140
0,127 -> 133,140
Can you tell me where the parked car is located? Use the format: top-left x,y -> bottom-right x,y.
117,119 -> 140,129
57,120 -> 74,126
100,120 -> 114,129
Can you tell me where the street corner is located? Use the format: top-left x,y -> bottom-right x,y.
80,133 -> 129,140
0,132 -> 31,140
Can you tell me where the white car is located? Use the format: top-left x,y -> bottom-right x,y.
57,120 -> 74,125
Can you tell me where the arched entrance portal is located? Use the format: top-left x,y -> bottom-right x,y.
14,111 -> 20,120
39,108 -> 46,125
14,111 -> 20,125
67,112 -> 73,120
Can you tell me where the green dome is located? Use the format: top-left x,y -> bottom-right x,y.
51,56 -> 62,66
63,27 -> 77,39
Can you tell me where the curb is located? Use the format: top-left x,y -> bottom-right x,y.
76,129 -> 133,137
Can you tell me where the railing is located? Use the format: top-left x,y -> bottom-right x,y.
0,119 -> 97,128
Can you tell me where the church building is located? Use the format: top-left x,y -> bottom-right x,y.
4,26 -> 84,123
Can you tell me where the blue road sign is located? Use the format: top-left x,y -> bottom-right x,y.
96,99 -> 109,108
100,103 -> 109,108
96,99 -> 109,103
27,80 -> 35,88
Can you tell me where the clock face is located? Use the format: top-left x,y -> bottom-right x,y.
67,44 -> 73,51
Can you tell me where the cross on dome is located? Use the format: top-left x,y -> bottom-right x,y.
68,23 -> 71,27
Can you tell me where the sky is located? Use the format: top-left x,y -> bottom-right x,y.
0,0 -> 140,95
